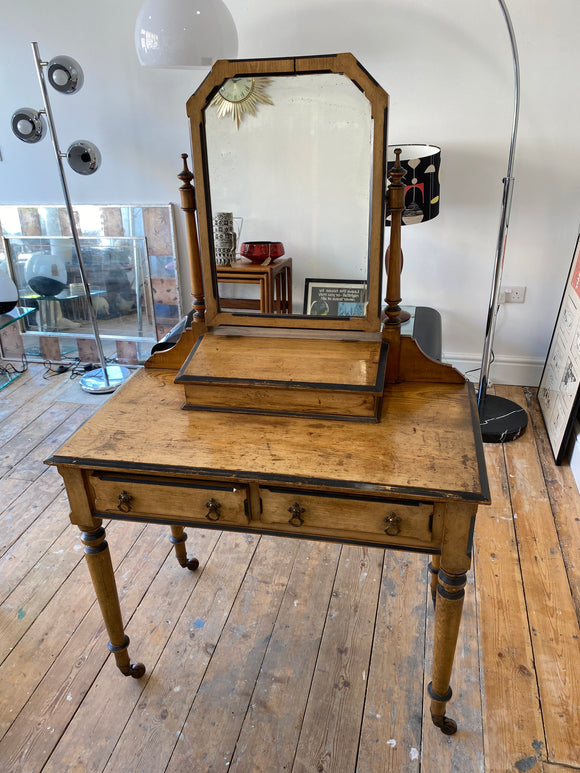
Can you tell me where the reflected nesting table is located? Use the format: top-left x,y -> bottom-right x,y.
216,257 -> 292,314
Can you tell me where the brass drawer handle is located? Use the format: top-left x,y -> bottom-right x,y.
117,491 -> 133,513
288,502 -> 305,527
384,512 -> 402,536
205,498 -> 222,522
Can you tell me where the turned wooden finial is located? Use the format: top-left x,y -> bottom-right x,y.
383,147 -> 405,326
178,152 -> 194,191
177,153 -> 205,320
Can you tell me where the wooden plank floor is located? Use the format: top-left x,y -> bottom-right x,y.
0,365 -> 579,773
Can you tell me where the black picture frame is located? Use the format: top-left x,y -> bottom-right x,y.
303,278 -> 367,317
538,232 -> 580,463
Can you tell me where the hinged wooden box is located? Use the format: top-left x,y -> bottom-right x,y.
175,333 -> 388,421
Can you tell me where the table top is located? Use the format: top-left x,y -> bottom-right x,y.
216,257 -> 292,273
48,367 -> 489,504
177,334 -> 386,389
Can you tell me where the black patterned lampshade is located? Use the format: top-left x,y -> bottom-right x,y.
386,144 -> 441,226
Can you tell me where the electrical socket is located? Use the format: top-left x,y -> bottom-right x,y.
500,285 -> 526,304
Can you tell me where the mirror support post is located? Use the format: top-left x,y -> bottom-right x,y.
383,148 -> 405,381
178,153 -> 205,321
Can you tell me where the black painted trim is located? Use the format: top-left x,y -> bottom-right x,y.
180,403 -> 379,423
427,683 -> 453,703
97,511 -> 441,555
467,514 -> 477,559
438,569 -> 467,587
176,341 -> 388,394
83,540 -> 108,555
261,485 -> 428,508
94,472 -> 241,494
437,584 -> 465,601
108,635 -> 130,653
467,381 -> 492,503
50,457 -> 490,503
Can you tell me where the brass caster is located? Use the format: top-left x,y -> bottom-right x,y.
128,662 -> 146,679
185,557 -> 199,571
432,714 -> 457,735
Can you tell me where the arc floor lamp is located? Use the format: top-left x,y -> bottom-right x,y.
476,0 -> 528,442
135,0 -> 528,442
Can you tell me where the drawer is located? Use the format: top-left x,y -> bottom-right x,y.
89,473 -> 249,527
259,487 -> 433,546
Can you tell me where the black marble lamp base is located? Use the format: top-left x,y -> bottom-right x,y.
479,394 -> 528,443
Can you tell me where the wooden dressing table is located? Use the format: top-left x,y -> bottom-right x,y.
47,54 -> 489,737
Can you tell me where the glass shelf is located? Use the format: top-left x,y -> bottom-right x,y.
0,305 -> 35,330
0,306 -> 34,391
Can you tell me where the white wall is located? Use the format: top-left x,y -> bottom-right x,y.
1,0 -> 579,385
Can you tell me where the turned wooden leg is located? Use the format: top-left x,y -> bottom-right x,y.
80,526 -> 145,678
428,555 -> 440,606
428,567 -> 467,735
428,502 -> 476,735
169,525 -> 199,570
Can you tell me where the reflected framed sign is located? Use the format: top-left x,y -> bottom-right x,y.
303,278 -> 367,317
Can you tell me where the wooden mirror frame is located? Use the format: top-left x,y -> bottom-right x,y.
186,53 -> 389,333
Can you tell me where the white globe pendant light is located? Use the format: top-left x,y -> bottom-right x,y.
135,0 -> 238,68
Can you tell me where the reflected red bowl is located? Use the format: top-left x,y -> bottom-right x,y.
240,241 -> 285,264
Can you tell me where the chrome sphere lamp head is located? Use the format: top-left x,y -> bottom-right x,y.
67,140 -> 101,175
47,55 -> 84,94
11,108 -> 46,143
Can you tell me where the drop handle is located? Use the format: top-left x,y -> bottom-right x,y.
384,512 -> 402,536
117,491 -> 133,513
288,502 -> 305,527
205,498 -> 222,522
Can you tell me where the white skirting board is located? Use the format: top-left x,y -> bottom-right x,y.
445,351 -> 544,387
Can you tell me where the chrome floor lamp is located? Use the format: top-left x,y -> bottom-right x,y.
10,42 -> 130,394
476,0 -> 529,442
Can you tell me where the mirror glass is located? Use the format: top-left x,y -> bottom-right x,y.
203,72 -> 373,318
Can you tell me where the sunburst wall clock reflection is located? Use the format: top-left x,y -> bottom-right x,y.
210,77 -> 273,128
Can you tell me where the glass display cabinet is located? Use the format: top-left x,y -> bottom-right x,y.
0,305 -> 35,390
0,205 -> 181,365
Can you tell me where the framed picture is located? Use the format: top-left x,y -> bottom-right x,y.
538,232 -> 580,463
303,278 -> 367,317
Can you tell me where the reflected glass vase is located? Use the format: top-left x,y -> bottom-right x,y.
25,252 -> 67,297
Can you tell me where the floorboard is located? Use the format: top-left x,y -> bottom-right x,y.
0,367 -> 579,772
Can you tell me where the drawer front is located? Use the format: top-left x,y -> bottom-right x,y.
259,487 -> 433,545
89,473 -> 249,527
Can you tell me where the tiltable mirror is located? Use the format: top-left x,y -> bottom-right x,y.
172,54 -> 406,421
186,53 -> 389,333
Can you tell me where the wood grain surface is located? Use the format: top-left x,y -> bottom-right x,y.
48,368 -> 487,502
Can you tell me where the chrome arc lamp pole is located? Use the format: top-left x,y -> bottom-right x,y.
476,0 -> 528,442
